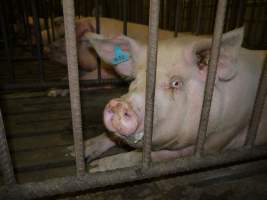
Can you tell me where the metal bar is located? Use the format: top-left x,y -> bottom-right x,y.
0,110 -> 16,185
194,0 -> 227,156
244,56 -> 267,148
31,0 -> 45,82
95,0 -> 102,82
174,0 -> 180,37
236,0 -> 245,27
123,0 -> 128,35
0,0 -> 15,83
0,79 -> 128,90
49,0 -> 56,41
1,146 -> 267,200
142,0 -> 160,169
63,0 -> 85,176
44,0 -> 51,44
22,0 -> 34,52
195,0 -> 203,34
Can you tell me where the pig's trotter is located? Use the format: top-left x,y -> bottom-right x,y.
66,133 -> 117,163
89,150 -> 142,172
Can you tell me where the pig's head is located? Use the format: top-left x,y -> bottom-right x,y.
87,28 -> 244,150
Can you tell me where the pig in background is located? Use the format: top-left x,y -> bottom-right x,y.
44,17 -> 176,75
66,27 -> 267,172
43,17 -> 178,96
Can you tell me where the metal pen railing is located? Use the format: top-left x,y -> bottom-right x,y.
0,0 -> 267,199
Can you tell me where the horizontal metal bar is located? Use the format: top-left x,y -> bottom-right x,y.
1,146 -> 267,200
0,79 -> 128,90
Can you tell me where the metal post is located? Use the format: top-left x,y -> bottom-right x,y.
0,0 -> 15,83
174,0 -> 180,37
195,0 -> 203,34
123,0 -> 128,35
142,0 -> 160,169
63,0 -> 85,176
31,0 -> 45,82
244,56 -> 267,148
95,0 -> 102,82
49,0 -> 56,41
44,0 -> 51,44
194,0 -> 227,156
0,110 -> 16,185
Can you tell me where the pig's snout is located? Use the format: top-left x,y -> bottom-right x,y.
104,99 -> 138,136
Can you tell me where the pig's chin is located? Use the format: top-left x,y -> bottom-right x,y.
115,131 -> 144,148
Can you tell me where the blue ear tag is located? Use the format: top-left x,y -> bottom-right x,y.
111,45 -> 129,65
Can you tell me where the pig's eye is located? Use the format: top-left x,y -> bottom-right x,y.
169,76 -> 183,89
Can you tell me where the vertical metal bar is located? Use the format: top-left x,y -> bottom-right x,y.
194,0 -> 227,156
123,0 -> 128,35
0,0 -> 15,82
63,0 -> 85,176
195,0 -> 203,34
174,0 -> 180,37
95,0 -> 102,82
244,56 -> 267,148
236,0 -> 245,27
44,0 -> 51,44
49,0 -> 56,41
23,0 -> 34,52
142,0 -> 160,169
31,0 -> 45,82
0,110 -> 16,185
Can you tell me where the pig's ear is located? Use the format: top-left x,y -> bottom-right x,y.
191,27 -> 244,82
81,32 -> 143,79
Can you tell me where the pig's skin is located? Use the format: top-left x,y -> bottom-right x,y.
66,28 -> 267,172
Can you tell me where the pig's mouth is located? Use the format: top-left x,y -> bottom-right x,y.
115,131 -> 144,148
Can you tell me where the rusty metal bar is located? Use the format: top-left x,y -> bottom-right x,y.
95,0 -> 102,82
49,0 -> 56,41
244,56 -> 267,148
174,0 -> 180,37
123,0 -> 128,35
1,146 -> 267,200
0,110 -> 16,185
236,0 -> 245,27
142,0 -> 160,169
0,0 -> 15,83
194,0 -> 227,156
31,0 -> 45,82
44,0 -> 51,44
195,0 -> 203,34
63,0 -> 85,176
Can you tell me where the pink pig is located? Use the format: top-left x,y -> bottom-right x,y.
68,28 -> 267,172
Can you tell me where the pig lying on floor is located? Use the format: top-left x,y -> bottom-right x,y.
66,28 -> 267,172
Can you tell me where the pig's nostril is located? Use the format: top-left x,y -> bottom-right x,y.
124,112 -> 130,119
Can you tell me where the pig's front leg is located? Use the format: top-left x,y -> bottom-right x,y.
67,133 -> 116,162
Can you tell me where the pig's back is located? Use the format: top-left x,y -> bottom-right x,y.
97,17 -> 175,43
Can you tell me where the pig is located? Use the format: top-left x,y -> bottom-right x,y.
66,27 -> 267,172
44,17 -> 176,73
